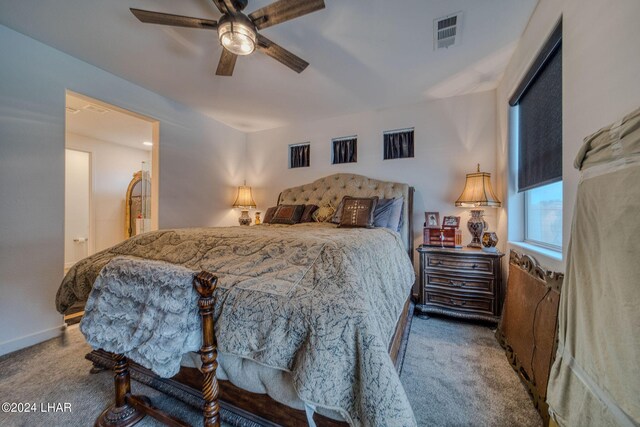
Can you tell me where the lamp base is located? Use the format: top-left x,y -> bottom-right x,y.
467,209 -> 487,248
238,210 -> 251,226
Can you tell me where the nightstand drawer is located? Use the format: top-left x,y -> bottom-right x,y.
425,271 -> 494,294
426,291 -> 493,313
427,254 -> 493,273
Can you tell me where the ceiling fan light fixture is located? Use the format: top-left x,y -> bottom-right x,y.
218,16 -> 256,56
130,0 -> 326,76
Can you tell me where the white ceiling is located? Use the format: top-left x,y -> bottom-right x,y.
0,0 -> 538,132
66,93 -> 153,150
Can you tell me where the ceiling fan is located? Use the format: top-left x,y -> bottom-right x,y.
130,0 -> 325,76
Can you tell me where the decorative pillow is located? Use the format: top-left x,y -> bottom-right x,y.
386,198 -> 404,232
338,197 -> 378,228
330,197 -> 347,224
312,205 -> 336,222
263,206 -> 277,224
270,204 -> 305,225
300,204 -> 319,223
372,198 -> 396,228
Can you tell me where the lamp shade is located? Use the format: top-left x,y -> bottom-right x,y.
232,185 -> 256,209
455,165 -> 501,208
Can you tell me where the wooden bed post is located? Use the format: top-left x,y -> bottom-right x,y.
93,271 -> 220,427
95,353 -> 147,427
194,271 -> 221,427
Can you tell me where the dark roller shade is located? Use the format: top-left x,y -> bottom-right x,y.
384,129 -> 414,160
332,137 -> 357,164
512,21 -> 562,192
290,144 -> 310,168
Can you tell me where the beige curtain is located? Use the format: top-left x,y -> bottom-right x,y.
547,108 -> 640,426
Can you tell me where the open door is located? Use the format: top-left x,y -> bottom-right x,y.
64,149 -> 91,270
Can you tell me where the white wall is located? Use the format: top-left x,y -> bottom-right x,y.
66,133 -> 152,254
0,25 -> 246,356
495,0 -> 640,272
246,91 -> 499,270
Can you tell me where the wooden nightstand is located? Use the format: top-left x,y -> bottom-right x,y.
416,246 -> 504,323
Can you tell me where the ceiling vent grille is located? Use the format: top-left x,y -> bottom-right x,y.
434,12 -> 462,50
83,103 -> 110,114
65,106 -> 81,115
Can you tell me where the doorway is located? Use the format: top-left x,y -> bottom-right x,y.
64,92 -> 159,322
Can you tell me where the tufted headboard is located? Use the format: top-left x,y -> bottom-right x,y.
277,173 -> 414,258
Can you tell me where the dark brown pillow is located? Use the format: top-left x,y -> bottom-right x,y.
270,204 -> 305,225
263,206 -> 277,223
300,204 -> 319,223
338,197 -> 378,228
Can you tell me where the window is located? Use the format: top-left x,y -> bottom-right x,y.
525,181 -> 562,250
383,128 -> 414,160
510,20 -> 562,251
289,143 -> 310,168
332,136 -> 357,164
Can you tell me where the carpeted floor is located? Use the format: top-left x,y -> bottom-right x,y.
400,316 -> 541,427
0,315 -> 541,427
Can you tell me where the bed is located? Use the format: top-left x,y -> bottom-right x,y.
56,173 -> 416,427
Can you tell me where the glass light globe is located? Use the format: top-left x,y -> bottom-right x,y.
218,20 -> 256,56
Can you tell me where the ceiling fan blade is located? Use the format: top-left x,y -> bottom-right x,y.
216,49 -> 238,76
130,8 -> 218,30
210,0 -> 228,14
249,0 -> 325,30
212,0 -> 247,14
256,34 -> 308,73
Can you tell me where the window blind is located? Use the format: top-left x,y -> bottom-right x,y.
289,143 -> 310,168
332,136 -> 357,164
511,21 -> 562,192
383,128 -> 414,160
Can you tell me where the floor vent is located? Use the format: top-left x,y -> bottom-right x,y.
434,12 -> 462,50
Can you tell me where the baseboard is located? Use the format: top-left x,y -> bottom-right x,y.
0,324 -> 66,357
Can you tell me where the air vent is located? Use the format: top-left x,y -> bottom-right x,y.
65,106 -> 81,115
83,103 -> 110,114
434,12 -> 462,50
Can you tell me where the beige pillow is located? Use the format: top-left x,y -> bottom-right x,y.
312,205 -> 336,222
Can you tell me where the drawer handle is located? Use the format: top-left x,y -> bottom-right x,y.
448,280 -> 466,287
472,263 -> 479,269
435,260 -> 443,266
449,299 -> 467,306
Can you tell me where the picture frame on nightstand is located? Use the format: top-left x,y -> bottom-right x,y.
424,212 -> 440,228
442,215 -> 461,229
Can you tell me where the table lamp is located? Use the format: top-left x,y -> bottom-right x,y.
455,164 -> 501,248
232,182 -> 256,226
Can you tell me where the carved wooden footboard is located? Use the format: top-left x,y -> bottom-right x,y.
94,271 -> 220,427
88,295 -> 414,427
